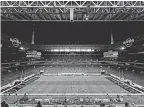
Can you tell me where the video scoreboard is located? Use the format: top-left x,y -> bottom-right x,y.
26,50 -> 42,58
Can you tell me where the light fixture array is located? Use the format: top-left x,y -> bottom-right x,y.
51,49 -> 95,52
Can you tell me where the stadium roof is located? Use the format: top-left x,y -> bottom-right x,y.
1,1 -> 144,21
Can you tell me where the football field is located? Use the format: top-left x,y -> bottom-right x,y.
17,66 -> 128,94
2,66 -> 144,105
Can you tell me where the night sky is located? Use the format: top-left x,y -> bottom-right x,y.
1,21 -> 144,45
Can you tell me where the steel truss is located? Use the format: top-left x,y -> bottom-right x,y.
1,1 -> 144,21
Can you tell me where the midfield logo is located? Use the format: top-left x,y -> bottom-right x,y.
123,38 -> 134,47
10,38 -> 21,47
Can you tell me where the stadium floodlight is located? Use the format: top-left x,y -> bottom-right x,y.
120,46 -> 126,50
71,49 -> 75,52
91,49 -> 94,52
81,49 -> 86,52
60,49 -> 64,52
75,49 -> 80,52
77,49 -> 80,52
50,48 -> 95,52
19,46 -> 25,50
75,49 -> 79,52
84,14 -> 90,21
65,49 -> 70,52
85,17 -> 89,21
86,49 -> 91,52
54,49 -> 59,52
